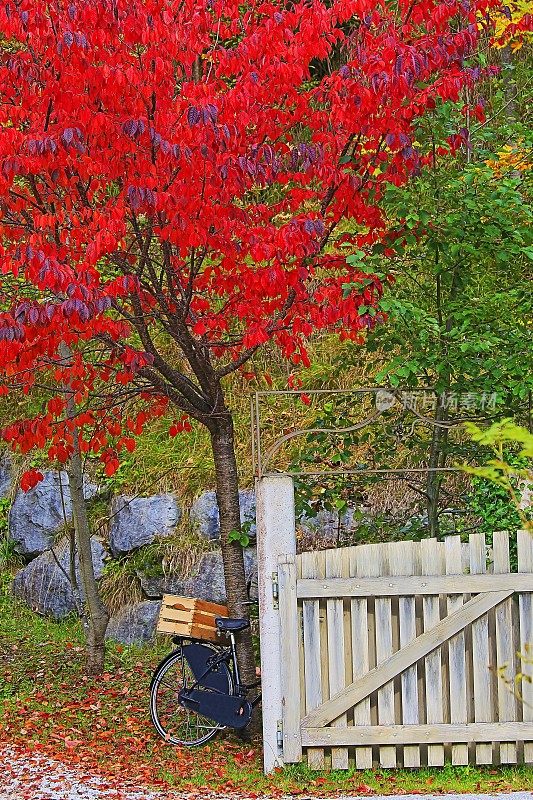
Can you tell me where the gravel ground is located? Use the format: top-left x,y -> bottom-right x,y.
1,747 -> 532,800
0,747 -> 201,800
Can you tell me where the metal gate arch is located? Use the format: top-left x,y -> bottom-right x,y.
256,476 -> 533,772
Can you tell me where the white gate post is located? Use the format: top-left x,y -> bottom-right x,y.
256,475 -> 296,773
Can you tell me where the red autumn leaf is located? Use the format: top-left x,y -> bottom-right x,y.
19,469 -> 44,493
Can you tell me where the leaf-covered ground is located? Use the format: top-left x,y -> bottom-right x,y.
1,745 -> 190,800
2,573 -> 533,798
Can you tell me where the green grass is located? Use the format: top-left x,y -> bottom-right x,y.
2,568 -> 533,796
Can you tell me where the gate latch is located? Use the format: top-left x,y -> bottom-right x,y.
276,719 -> 283,750
271,572 -> 279,609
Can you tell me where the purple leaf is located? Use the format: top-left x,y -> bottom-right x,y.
206,103 -> 218,122
14,303 -> 28,322
187,106 -> 200,126
123,119 -> 138,137
127,186 -> 141,210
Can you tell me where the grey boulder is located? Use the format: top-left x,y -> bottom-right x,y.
0,453 -> 11,497
9,470 -> 98,557
105,600 -> 161,645
12,536 -> 106,620
108,494 -> 181,557
189,489 -> 256,540
140,547 -> 258,604
298,507 -> 356,549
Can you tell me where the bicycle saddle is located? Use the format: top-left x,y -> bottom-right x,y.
215,617 -> 250,632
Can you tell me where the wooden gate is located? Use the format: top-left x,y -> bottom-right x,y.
277,531 -> 533,768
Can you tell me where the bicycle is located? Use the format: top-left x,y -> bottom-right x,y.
150,615 -> 261,746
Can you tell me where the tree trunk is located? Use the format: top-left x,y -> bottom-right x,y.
500,46 -> 516,120
427,256 -> 459,538
60,342 -> 109,674
426,398 -> 445,538
210,414 -> 257,686
66,448 -> 109,674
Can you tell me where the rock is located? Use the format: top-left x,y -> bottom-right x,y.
9,470 -> 98,557
108,494 -> 181,557
189,489 -> 256,540
140,547 -> 258,605
189,491 -> 219,540
12,537 -> 106,620
105,600 -> 161,646
297,507 -> 356,549
247,548 -> 258,602
140,551 -> 225,603
239,490 -> 257,538
0,453 -> 12,497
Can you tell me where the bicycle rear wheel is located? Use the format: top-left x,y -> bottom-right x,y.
150,642 -> 233,746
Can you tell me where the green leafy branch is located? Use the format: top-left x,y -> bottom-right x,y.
461,419 -> 532,533
228,520 -> 254,548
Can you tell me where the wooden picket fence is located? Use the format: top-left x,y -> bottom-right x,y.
278,531 -> 533,768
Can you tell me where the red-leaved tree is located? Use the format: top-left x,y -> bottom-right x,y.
0,0 -> 497,675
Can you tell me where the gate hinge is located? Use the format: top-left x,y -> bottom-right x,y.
276,719 -> 283,750
271,572 -> 279,609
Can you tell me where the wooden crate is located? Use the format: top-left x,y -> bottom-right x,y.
157,594 -> 229,641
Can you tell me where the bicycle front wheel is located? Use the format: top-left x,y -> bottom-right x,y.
150,643 -> 233,746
